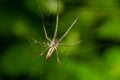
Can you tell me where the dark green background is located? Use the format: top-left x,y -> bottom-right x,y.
0,0 -> 120,80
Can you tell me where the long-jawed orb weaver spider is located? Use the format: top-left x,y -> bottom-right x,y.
37,0 -> 81,65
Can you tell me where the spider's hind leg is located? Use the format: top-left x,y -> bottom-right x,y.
55,48 -> 63,66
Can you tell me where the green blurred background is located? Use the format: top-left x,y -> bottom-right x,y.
0,0 -> 120,80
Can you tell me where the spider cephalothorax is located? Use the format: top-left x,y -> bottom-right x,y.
50,39 -> 59,47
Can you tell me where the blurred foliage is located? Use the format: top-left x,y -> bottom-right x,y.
0,0 -> 120,80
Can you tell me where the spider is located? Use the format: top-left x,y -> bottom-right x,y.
36,0 -> 81,65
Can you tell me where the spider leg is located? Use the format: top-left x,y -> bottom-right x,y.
40,47 -> 49,56
59,40 -> 81,47
53,0 -> 59,40
36,0 -> 51,42
43,25 -> 52,42
55,48 -> 63,66
59,16 -> 79,42
32,38 -> 46,52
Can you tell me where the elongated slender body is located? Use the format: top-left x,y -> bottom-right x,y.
46,40 -> 58,59
46,47 -> 55,59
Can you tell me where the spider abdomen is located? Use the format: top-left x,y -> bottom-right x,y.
46,47 -> 55,59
